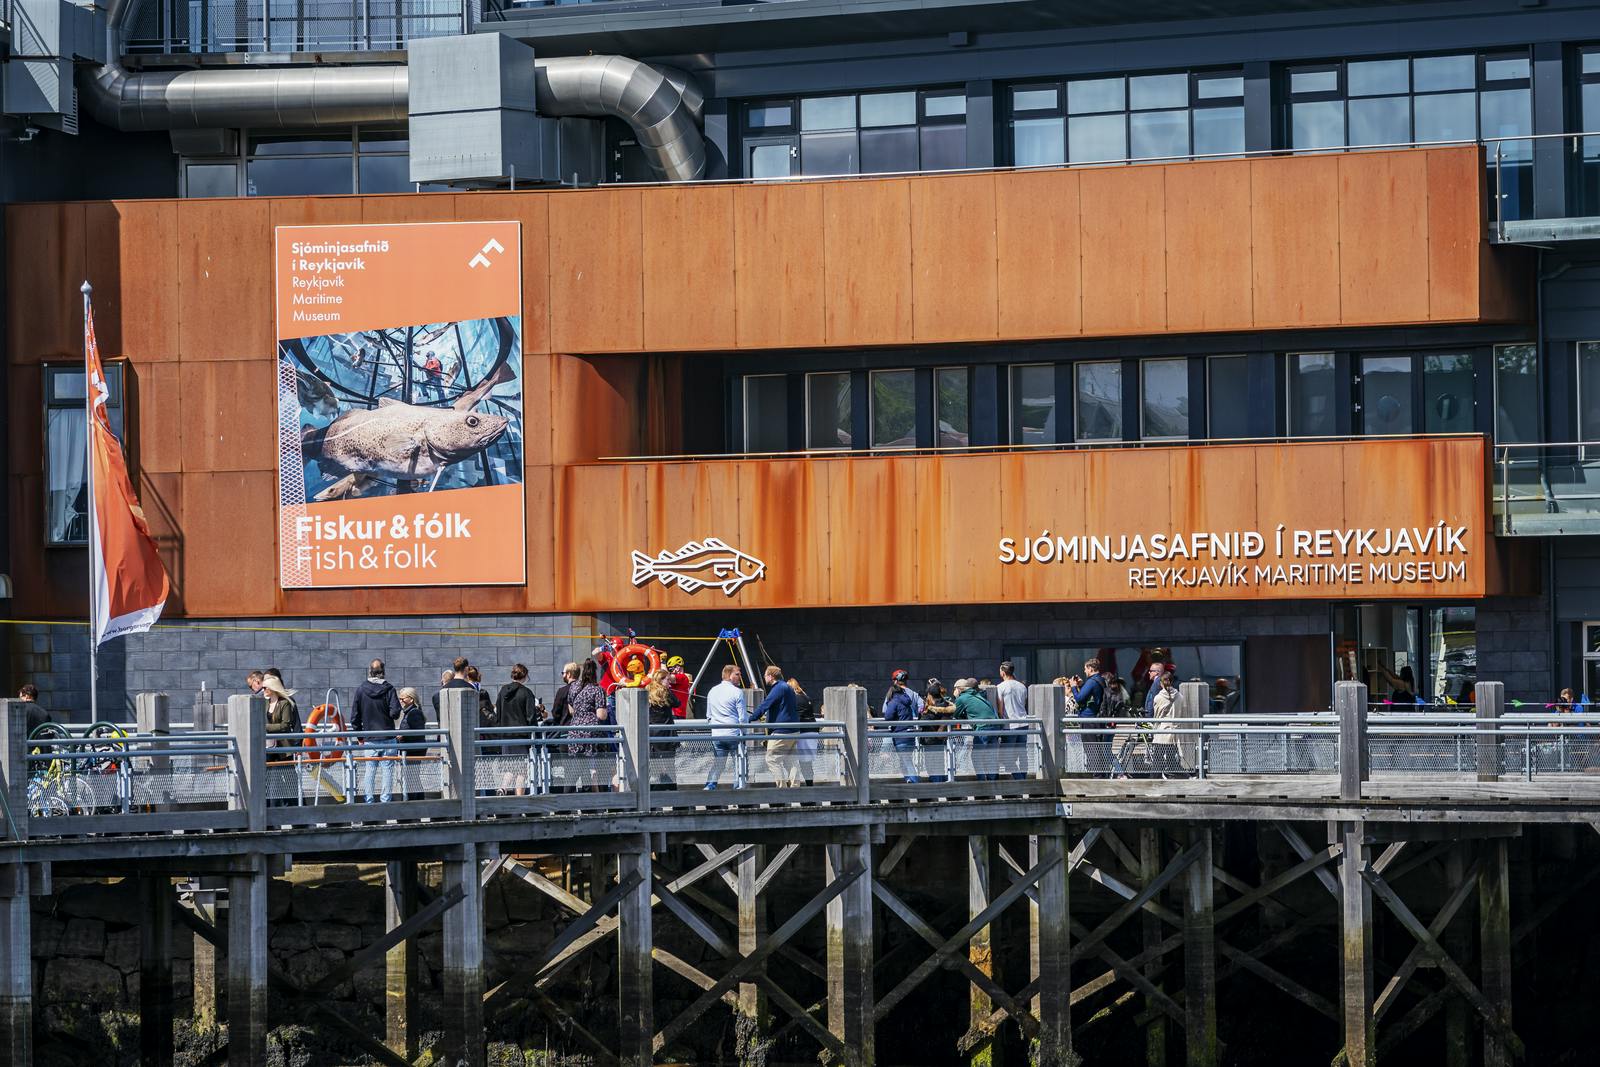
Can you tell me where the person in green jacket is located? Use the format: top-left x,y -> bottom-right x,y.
954,678 -> 1001,781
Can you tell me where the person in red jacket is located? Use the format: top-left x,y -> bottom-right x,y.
665,655 -> 693,719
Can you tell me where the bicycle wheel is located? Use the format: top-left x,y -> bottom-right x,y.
27,782 -> 67,819
58,775 -> 97,816
27,722 -> 70,783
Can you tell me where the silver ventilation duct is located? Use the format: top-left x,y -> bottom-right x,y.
81,0 -> 708,180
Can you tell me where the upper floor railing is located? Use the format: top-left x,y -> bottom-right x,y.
0,679 -> 1583,847
1493,442 -> 1600,536
125,0 -> 467,54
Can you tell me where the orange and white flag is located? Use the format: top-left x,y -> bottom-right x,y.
85,293 -> 169,645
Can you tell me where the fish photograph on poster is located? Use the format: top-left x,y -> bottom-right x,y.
282,315 -> 523,503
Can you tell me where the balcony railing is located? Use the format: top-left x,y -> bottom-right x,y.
1489,132 -> 1600,239
1493,442 -> 1600,536
125,0 -> 467,54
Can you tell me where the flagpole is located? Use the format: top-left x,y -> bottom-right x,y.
82,280 -> 98,724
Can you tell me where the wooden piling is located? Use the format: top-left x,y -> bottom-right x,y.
1480,837 -> 1513,1067
617,839 -> 655,1067
827,828 -> 874,1067
442,842 -> 486,1067
1035,832 -> 1074,1067
139,874 -> 174,1066
1339,822 -> 1375,1067
1183,825 -> 1217,1067
226,864 -> 268,1067
384,861 -> 419,1061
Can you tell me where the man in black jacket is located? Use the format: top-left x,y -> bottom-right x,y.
548,662 -> 579,726
432,656 -> 474,715
352,659 -> 401,804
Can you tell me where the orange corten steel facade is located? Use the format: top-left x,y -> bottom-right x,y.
3,146 -> 1524,619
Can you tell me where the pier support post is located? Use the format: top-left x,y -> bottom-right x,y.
1141,826 -> 1167,1067
1336,682 -> 1368,802
1339,822 -> 1375,1067
1035,831 -> 1074,1067
139,874 -> 174,1066
226,695 -> 266,831
384,861 -> 419,1060
226,863 -> 268,1067
1476,682 -> 1505,782
442,842 -> 486,1067
827,827 -> 874,1067
191,887 -> 221,1028
1480,837 -> 1513,1067
1183,824 -> 1216,1067
966,835 -> 1000,1066
826,686 -> 872,804
0,701 -> 31,1065
738,845 -> 769,1028
440,688 -> 478,820
617,839 -> 655,1067
1443,846 -> 1470,1067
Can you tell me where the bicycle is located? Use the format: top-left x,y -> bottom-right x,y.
26,723 -> 93,817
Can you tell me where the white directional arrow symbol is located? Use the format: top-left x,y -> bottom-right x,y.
468,237 -> 507,269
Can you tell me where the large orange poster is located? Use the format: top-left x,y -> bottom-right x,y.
274,221 -> 525,588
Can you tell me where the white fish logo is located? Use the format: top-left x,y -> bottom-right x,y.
630,538 -> 766,597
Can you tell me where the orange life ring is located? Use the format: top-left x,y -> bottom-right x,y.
608,643 -> 661,687
303,704 -> 346,761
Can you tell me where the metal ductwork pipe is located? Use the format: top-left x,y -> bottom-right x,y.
81,0 -> 708,180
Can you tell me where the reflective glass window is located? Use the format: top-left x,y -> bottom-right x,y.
749,143 -> 793,179
1196,74 -> 1244,99
1012,87 -> 1059,111
185,163 -> 237,198
1130,110 -> 1188,159
743,375 -> 789,453
1288,353 -> 1338,437
248,133 -> 353,155
1348,59 -> 1409,96
936,367 -> 970,448
45,364 -> 125,545
1010,364 -> 1056,445
861,127 -> 918,173
358,154 -> 410,193
870,370 -> 916,449
924,92 -> 967,117
861,92 -> 916,128
1140,358 -> 1189,440
1413,54 -> 1475,92
1075,361 -> 1123,442
1194,106 -> 1245,155
801,96 -> 856,131
919,125 -> 967,170
1414,92 -> 1476,142
1580,343 -> 1600,443
246,156 -> 352,196
1068,77 -> 1124,114
1493,344 -> 1539,445
806,372 -> 853,450
1291,68 -> 1339,94
1361,355 -> 1414,435
799,131 -> 857,175
1423,353 -> 1475,433
1130,73 -> 1187,110
1484,56 -> 1530,81
1068,113 -> 1126,163
746,102 -> 793,129
1292,100 -> 1346,150
1013,118 -> 1065,166
1207,356 -> 1250,439
1349,96 -> 1410,146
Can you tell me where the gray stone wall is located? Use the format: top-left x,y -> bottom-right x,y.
5,593 -> 1555,721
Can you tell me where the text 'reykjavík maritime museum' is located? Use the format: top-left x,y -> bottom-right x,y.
3,0 -> 1600,1064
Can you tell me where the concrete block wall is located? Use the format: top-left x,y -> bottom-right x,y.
5,595 -> 1551,721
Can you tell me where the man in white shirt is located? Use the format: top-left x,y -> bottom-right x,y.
704,664 -> 747,790
995,661 -> 1029,779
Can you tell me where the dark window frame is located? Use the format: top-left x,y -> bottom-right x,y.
43,361 -> 128,548
1005,67 -> 1245,165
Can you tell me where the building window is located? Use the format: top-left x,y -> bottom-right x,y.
1361,355 -> 1414,435
1287,353 -> 1339,437
870,369 -> 916,449
1422,353 -> 1475,433
806,372 -> 853,450
742,375 -> 788,453
1493,343 -> 1539,444
45,363 -> 125,546
182,127 -> 417,198
1581,47 -> 1600,215
1287,52 -> 1532,219
935,367 -> 970,448
1140,358 -> 1189,440
1075,361 -> 1123,442
1578,343 -> 1600,445
1010,364 -> 1056,445
1007,70 -> 1244,166
1207,355 -> 1251,439
740,88 -> 967,177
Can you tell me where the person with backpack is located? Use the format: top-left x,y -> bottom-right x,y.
954,679 -> 1002,780
351,659 -> 402,804
883,670 -> 922,783
1071,659 -> 1114,777
496,664 -> 540,795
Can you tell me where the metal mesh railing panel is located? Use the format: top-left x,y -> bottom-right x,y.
867,733 -> 1038,780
